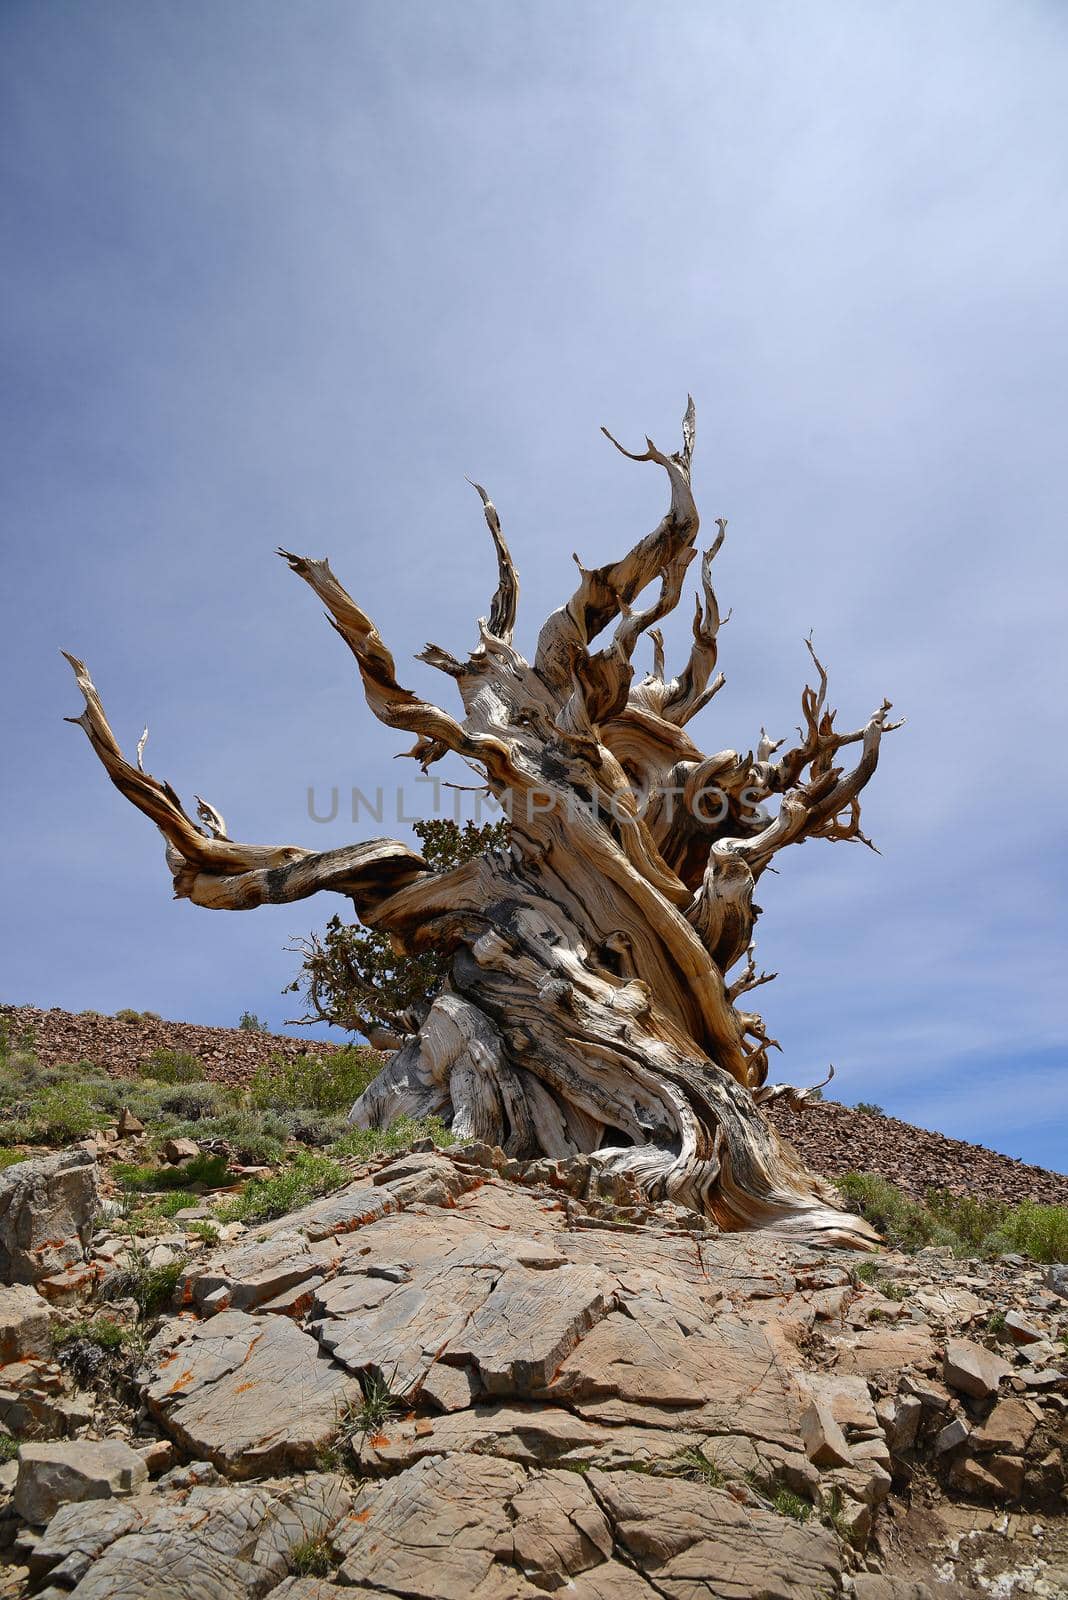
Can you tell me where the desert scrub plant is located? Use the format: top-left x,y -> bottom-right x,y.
2,1081 -> 111,1145
924,1188 -> 1007,1252
337,1374 -> 404,1452
249,1046 -> 383,1115
110,1247 -> 189,1320
329,1114 -> 449,1162
152,1081 -> 235,1122
987,1201 -> 1068,1264
289,1535 -> 334,1578
835,1173 -> 953,1253
239,1011 -> 266,1032
278,1109 -> 352,1148
114,1008 -> 143,1023
169,1108 -> 287,1166
52,1316 -> 132,1352
216,1151 -> 344,1225
853,1102 -> 886,1116
0,1433 -> 19,1463
141,1048 -> 203,1084
113,1153 -> 231,1192
838,1173 -> 1068,1262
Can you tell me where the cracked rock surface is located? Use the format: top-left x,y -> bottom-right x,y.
2,1145 -> 1066,1598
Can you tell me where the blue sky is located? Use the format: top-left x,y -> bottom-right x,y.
2,2 -> 1066,1168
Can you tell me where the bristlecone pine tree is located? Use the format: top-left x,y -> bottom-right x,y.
65,401 -> 901,1245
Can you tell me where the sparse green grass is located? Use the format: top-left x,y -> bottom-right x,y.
52,1316 -> 132,1352
852,1259 -> 908,1301
289,1535 -> 334,1577
772,1487 -> 812,1522
337,1375 -> 404,1449
0,1433 -> 19,1463
216,1151 -> 344,1224
669,1447 -> 726,1489
249,1046 -> 383,1115
0,1148 -> 26,1170
114,1153 -> 231,1192
329,1114 -> 449,1162
187,1219 -> 220,1246
108,1248 -> 189,1320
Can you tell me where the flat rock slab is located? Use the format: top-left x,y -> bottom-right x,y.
144,1311 -> 358,1476
587,1466 -> 842,1600
14,1439 -> 148,1525
334,1451 -> 536,1599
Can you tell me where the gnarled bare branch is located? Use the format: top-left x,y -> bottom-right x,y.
467,479 -> 518,645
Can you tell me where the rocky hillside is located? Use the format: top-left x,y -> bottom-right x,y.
4,1005 -> 1066,1208
0,1139 -> 1066,1598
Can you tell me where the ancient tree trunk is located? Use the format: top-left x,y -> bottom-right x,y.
65,402 -> 901,1246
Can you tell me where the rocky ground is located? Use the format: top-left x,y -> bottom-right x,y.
0,1008 -> 348,1094
0,1133 -> 1066,1599
6,1005 -> 1068,1210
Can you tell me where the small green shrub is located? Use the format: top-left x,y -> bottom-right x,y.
279,1109 -> 352,1148
239,1011 -> 266,1032
176,1108 -> 287,1165
835,1172 -> 951,1253
336,1375 -> 403,1451
187,1220 -> 220,1246
854,1102 -> 886,1116
141,1049 -> 203,1084
114,1009 -> 143,1023
249,1047 -> 383,1115
0,1432 -> 18,1463
141,1011 -> 162,1022
837,1172 -> 1068,1264
924,1188 -> 1006,1251
216,1152 -> 344,1225
153,1082 -> 233,1122
52,1317 -> 131,1351
289,1535 -> 333,1577
114,1153 -> 231,1192
987,1201 -> 1068,1265
4,1082 -> 110,1144
772,1487 -> 811,1522
109,1249 -> 189,1320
